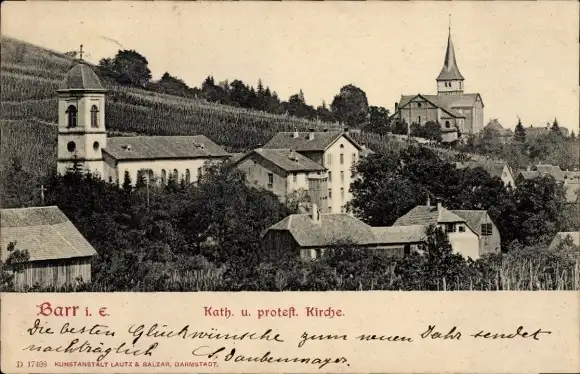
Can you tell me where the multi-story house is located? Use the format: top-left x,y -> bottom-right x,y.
232,148 -> 328,211
455,160 -> 516,188
262,131 -> 363,213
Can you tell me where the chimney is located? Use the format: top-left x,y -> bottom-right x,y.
311,203 -> 320,223
308,132 -> 315,141
292,131 -> 299,138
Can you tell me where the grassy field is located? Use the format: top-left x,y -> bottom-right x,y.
1,36 -> 407,180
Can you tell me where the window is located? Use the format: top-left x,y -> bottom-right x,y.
340,187 -> 344,199
197,167 -> 203,182
173,169 -> 179,182
66,105 -> 77,127
292,173 -> 297,182
418,116 -> 421,124
326,154 -> 332,166
404,244 -> 411,255
90,105 -> 99,128
328,206 -> 332,213
340,153 -> 344,164
459,81 -> 462,89
445,121 -> 450,128
185,169 -> 191,183
458,225 -> 466,233
93,141 -> 99,151
161,169 -> 167,184
445,223 -> 455,233
328,188 -> 332,198
340,144 -> 344,148
417,103 -> 422,108
67,141 -> 76,152
267,173 -> 273,188
328,171 -> 332,181
340,171 -> 344,182
352,153 -> 356,165
481,223 -> 493,236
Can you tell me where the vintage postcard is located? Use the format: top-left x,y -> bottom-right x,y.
1,1 -> 579,373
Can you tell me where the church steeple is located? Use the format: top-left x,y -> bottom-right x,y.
437,18 -> 464,95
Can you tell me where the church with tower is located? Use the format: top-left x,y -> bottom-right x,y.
57,57 -> 230,184
390,26 -> 485,141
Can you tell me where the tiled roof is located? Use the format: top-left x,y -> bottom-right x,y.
236,149 -> 326,172
59,63 -> 105,91
371,225 -> 426,244
396,94 -> 482,119
518,170 -> 541,180
267,213 -> 377,247
535,164 -> 565,182
103,135 -> 230,161
229,153 -> 245,164
485,120 -> 513,137
360,146 -> 375,158
262,131 -> 362,152
436,32 -> 465,81
457,161 -> 507,179
1,206 -> 97,262
451,210 -> 488,235
393,205 -> 466,226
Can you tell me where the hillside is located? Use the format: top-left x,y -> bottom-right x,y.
1,36 -> 408,179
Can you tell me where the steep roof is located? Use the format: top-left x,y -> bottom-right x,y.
451,210 -> 488,235
263,131 -> 362,152
393,205 -> 466,226
1,206 -> 97,262
103,136 -> 230,161
235,148 -> 326,172
266,213 -> 377,248
59,63 -> 105,91
395,93 -> 483,120
436,31 -> 465,81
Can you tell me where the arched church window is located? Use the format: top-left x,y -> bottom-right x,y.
93,141 -> 99,151
173,169 -> 179,181
459,82 -> 462,89
417,103 -> 422,108
67,141 -> 76,152
90,105 -> 99,128
161,169 -> 167,184
185,169 -> 191,183
66,105 -> 77,127
445,121 -> 451,128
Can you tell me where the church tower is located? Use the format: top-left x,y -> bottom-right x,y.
57,55 -> 107,177
436,27 -> 465,96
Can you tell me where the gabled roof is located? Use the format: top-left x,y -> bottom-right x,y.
451,210 -> 488,236
534,164 -> 565,182
518,170 -> 541,180
262,131 -> 362,152
103,135 -> 230,161
436,31 -> 465,81
393,205 -> 466,227
266,213 -> 377,248
394,93 -> 484,121
234,148 -> 326,173
371,225 -> 426,244
456,160 -> 509,179
485,120 -> 513,137
1,206 -> 97,262
59,63 -> 105,91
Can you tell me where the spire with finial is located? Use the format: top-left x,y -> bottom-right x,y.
437,15 -> 465,94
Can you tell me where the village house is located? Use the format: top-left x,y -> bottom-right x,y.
390,28 -> 484,142
484,119 -> 513,143
232,148 -> 329,211
1,206 -> 98,290
261,205 -> 425,260
392,201 -> 497,260
517,164 -> 578,203
262,130 -> 363,213
57,62 -> 230,185
455,160 -> 516,188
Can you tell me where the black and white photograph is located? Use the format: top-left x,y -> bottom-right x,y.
1,1 -> 578,293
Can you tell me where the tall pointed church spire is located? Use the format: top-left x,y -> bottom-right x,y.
437,18 -> 464,95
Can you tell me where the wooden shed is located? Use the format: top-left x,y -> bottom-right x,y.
1,206 -> 97,290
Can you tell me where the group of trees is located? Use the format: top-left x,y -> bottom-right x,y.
96,50 -> 388,129
462,118 -> 579,170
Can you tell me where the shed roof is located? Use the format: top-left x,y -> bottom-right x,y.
103,135 -> 230,161
1,206 -> 97,262
262,131 -> 362,152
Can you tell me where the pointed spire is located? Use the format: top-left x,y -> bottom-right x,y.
437,21 -> 464,81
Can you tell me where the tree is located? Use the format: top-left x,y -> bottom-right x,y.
0,241 -> 31,291
98,50 -> 152,87
366,106 -> 390,134
391,119 -> 408,135
551,118 -> 562,136
514,118 -> 527,143
155,72 -> 191,97
122,171 -> 133,193
316,101 -> 335,123
330,84 -> 369,127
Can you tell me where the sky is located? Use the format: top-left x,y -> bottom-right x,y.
3,1 -> 579,132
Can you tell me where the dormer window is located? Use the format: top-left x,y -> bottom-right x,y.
90,105 -> 99,128
66,105 -> 77,127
